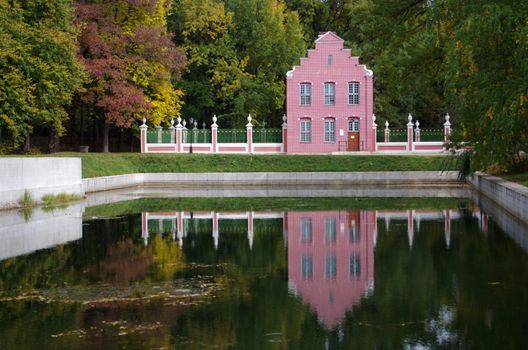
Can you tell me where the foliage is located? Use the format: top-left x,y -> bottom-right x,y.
41,193 -> 83,206
170,0 -> 305,127
18,190 -> 34,208
75,0 -> 186,131
0,0 -> 86,146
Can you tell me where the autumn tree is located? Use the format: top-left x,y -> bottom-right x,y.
75,0 -> 185,152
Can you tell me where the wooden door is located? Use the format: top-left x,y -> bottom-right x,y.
348,132 -> 360,151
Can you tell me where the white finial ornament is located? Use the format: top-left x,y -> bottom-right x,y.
170,119 -> 175,127
246,114 -> 253,127
212,114 -> 218,127
385,120 -> 389,128
177,115 -> 182,125
444,113 -> 451,126
415,120 -> 420,128
407,113 -> 413,126
372,114 -> 377,127
182,119 -> 187,128
142,118 -> 146,126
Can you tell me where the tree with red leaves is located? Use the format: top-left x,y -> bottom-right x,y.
75,0 -> 185,152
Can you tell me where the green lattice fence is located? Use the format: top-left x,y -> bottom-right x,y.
419,129 -> 444,142
182,130 -> 211,143
252,129 -> 282,143
217,129 -> 247,143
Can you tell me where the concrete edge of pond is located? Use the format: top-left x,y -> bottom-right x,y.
468,172 -> 528,225
81,171 -> 463,194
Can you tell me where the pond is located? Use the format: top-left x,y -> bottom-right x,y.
1,194 -> 528,349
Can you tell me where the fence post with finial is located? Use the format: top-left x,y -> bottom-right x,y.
384,120 -> 390,143
169,119 -> 175,144
407,113 -> 414,152
246,114 -> 253,154
415,120 -> 421,142
282,114 -> 287,153
140,118 -> 148,153
372,114 -> 378,152
176,116 -> 182,153
444,113 -> 451,148
211,115 -> 218,153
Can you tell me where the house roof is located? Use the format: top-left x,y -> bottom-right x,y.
315,31 -> 345,43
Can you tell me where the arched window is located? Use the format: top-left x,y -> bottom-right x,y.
300,119 -> 312,143
300,83 -> 311,105
348,82 -> 360,105
324,118 -> 335,142
348,118 -> 360,131
324,82 -> 335,105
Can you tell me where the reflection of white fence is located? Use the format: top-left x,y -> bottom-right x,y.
142,208 -> 486,251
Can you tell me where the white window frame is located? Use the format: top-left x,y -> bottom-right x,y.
301,255 -> 313,280
300,83 -> 311,105
327,54 -> 333,66
300,119 -> 311,143
300,218 -> 312,242
325,217 -> 336,243
325,254 -> 337,279
324,82 -> 335,105
348,119 -> 360,132
324,119 -> 335,143
350,254 -> 361,278
348,82 -> 360,105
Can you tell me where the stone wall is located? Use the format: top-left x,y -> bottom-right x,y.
468,172 -> 528,225
0,158 -> 83,208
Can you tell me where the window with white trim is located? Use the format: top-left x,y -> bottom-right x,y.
301,255 -> 313,280
348,82 -> 360,105
348,119 -> 359,131
325,255 -> 337,279
327,54 -> 333,66
325,217 -> 336,243
300,83 -> 311,105
324,119 -> 335,143
300,119 -> 311,143
300,218 -> 312,242
324,82 -> 335,105
350,254 -> 361,278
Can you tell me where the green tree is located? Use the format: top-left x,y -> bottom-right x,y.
0,0 -> 85,151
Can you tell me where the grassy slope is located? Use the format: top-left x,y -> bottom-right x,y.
46,152 -> 454,178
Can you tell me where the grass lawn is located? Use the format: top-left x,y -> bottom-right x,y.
42,152 -> 456,178
500,173 -> 528,188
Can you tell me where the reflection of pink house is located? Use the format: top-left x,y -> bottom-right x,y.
286,211 -> 376,329
286,32 -> 375,153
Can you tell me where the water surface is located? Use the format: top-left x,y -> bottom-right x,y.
1,197 -> 527,349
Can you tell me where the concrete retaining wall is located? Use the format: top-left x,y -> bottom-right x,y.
0,158 -> 83,208
82,171 -> 461,193
468,172 -> 528,224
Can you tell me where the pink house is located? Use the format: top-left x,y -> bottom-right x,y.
286,32 -> 375,153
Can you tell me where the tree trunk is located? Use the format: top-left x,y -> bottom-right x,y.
48,127 -> 60,153
23,134 -> 30,153
129,127 -> 134,152
103,122 -> 110,153
80,104 -> 85,146
93,119 -> 99,151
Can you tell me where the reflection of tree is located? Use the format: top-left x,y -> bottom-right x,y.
98,239 -> 153,284
149,235 -> 185,281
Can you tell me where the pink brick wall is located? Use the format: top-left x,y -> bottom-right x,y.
286,32 -> 374,153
